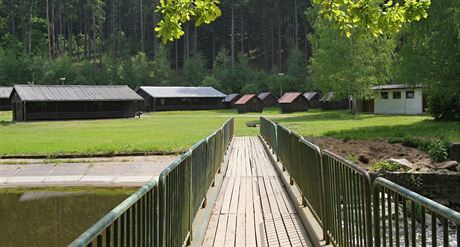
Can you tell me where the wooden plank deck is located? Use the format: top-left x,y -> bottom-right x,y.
202,137 -> 313,247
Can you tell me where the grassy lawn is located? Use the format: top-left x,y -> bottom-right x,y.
0,109 -> 270,156
0,108 -> 458,156
274,111 -> 460,141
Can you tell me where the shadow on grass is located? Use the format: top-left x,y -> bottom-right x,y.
274,110 -> 384,123
0,120 -> 14,126
323,119 -> 460,141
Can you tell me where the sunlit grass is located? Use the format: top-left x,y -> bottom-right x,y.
1,108 -> 457,156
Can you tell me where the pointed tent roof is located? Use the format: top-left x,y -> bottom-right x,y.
235,94 -> 259,105
278,92 -> 305,104
0,87 -> 13,99
223,93 -> 240,102
303,92 -> 319,101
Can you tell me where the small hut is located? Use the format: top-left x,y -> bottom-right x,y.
10,85 -> 143,121
223,93 -> 241,109
137,86 -> 226,111
303,92 -> 321,108
234,94 -> 264,113
278,92 -> 309,113
258,92 -> 278,107
0,87 -> 13,110
320,92 -> 349,110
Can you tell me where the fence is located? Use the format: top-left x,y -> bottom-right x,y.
69,118 -> 234,247
260,116 -> 460,247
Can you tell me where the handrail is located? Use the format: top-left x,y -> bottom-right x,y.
373,177 -> 460,246
69,118 -> 234,247
260,116 -> 459,247
374,177 -> 460,225
68,179 -> 159,247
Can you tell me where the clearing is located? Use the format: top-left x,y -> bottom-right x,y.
0,109 -> 458,157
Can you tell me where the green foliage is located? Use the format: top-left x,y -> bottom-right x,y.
372,160 -> 401,172
241,83 -> 261,94
410,174 -> 423,189
155,0 -> 222,43
396,0 -> 459,120
118,52 -> 154,88
152,45 -> 173,86
345,154 -> 359,163
311,0 -> 430,38
426,140 -> 449,162
286,47 -> 307,84
308,12 -> 396,110
182,53 -> 208,86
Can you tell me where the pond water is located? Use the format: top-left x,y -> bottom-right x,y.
0,188 -> 133,247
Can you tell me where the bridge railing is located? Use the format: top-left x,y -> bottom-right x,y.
69,118 -> 234,247
260,116 -> 459,247
373,177 -> 460,247
322,150 -> 373,247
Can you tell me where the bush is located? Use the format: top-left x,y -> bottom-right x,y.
426,140 -> 449,162
428,90 -> 460,121
372,160 -> 401,172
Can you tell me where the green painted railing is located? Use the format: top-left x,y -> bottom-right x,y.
322,150 -> 373,247
373,177 -> 460,247
69,118 -> 234,247
260,116 -> 460,247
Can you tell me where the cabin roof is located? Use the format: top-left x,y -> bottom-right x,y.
303,92 -> 319,101
11,84 -> 143,102
139,86 -> 226,98
223,93 -> 240,102
0,87 -> 13,99
278,92 -> 304,104
235,94 -> 258,105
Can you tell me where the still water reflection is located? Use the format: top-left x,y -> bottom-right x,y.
0,188 -> 133,247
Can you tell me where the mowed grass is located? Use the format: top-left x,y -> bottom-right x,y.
274,110 -> 460,141
0,109 -> 274,156
0,108 -> 458,156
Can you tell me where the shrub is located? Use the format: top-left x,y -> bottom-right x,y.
345,154 -> 358,163
426,140 -> 449,162
372,160 -> 401,172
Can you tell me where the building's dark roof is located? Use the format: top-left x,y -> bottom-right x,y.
258,92 -> 277,100
303,92 -> 319,101
372,84 -> 424,90
235,94 -> 258,105
12,85 -> 143,102
223,93 -> 240,102
0,87 -> 13,99
278,92 -> 304,104
139,86 -> 226,98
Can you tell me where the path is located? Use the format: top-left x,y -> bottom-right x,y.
0,155 -> 176,187
201,137 -> 312,246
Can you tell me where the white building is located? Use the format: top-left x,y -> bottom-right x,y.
372,84 -> 425,115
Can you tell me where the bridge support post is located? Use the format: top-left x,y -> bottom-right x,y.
301,197 -> 307,207
289,176 -> 294,186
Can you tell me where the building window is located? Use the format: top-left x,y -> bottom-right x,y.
381,92 -> 388,99
160,99 -> 165,105
393,91 -> 401,99
406,91 -> 415,99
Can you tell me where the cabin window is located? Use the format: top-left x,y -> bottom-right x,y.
160,99 -> 165,105
381,92 -> 388,99
406,91 -> 415,99
393,91 -> 401,99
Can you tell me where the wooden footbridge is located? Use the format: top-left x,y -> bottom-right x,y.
69,118 -> 460,247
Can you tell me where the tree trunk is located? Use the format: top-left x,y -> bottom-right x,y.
10,0 -> 16,58
175,40 -> 179,72
231,1 -> 235,67
278,22 -> 282,72
46,0 -> 53,60
193,25 -> 197,55
240,9 -> 244,54
140,0 -> 145,52
294,0 -> 298,48
112,0 -> 116,57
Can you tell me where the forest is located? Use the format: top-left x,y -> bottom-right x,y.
0,0 -> 458,119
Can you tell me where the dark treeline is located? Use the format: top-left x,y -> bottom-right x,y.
0,0 -> 312,95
